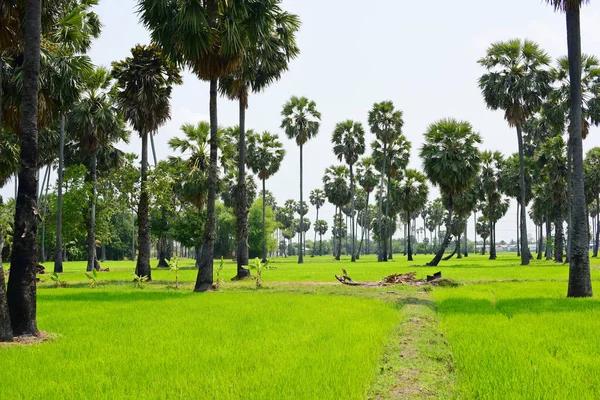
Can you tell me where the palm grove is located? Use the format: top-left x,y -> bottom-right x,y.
0,0 -> 595,341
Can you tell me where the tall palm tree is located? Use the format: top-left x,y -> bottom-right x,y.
397,169 -> 429,261
112,44 -> 182,281
420,119 -> 481,267
70,67 -> 128,273
5,0 -> 42,338
478,39 -> 552,265
585,148 -> 600,257
355,157 -> 378,258
281,96 -> 321,264
480,151 -> 505,260
332,120 -> 366,262
368,101 -> 404,262
219,6 -> 299,277
543,0 -> 596,293
323,165 -> 351,260
246,130 -> 285,262
138,0 -> 283,292
309,189 -> 326,257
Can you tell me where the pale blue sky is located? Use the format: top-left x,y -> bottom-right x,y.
4,0 -> 600,242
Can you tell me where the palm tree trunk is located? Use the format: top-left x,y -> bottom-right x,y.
386,174 -> 392,260
595,194 -> 600,257
131,208 -> 135,260
516,201 -> 520,257
463,219 -> 468,257
261,178 -> 267,263
515,125 -> 529,265
546,214 -> 552,260
407,213 -> 413,261
7,0 -> 41,336
349,165 -> 356,262
235,97 -> 251,278
537,223 -> 543,260
357,192 -> 369,259
135,132 -> 152,280
0,225 -> 13,342
566,7 -> 592,296
54,113 -> 65,273
312,206 -> 319,257
482,237 -> 486,255
86,153 -> 98,272
567,136 -> 573,262
456,234 -> 462,259
195,79 -> 219,292
556,216 -> 564,263
298,144 -> 304,264
473,210 -> 477,254
427,197 -> 453,267
377,145 -> 387,262
319,233 -> 323,256
40,166 -> 50,263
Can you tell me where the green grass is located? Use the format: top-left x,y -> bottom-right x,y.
433,282 -> 600,399
5,252 -> 600,399
1,287 -> 401,399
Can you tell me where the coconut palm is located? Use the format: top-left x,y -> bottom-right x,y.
420,119 -> 481,267
368,101 -> 404,261
247,130 -> 285,262
323,165 -> 351,260
355,157 -> 378,258
112,44 -> 181,281
309,189 -> 326,257
219,7 -> 299,275
332,120 -> 366,262
396,169 -> 429,261
478,39 -> 552,265
281,96 -> 321,264
138,0 -> 281,292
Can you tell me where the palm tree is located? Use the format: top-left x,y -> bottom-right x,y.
246,131 -> 285,262
476,216 -> 491,255
112,44 -> 182,281
480,151 -> 506,260
585,148 -> 600,257
368,101 -> 404,261
5,0 -> 43,338
542,0 -> 595,294
309,189 -> 326,257
281,96 -> 321,264
70,67 -> 128,273
139,0 -> 283,292
420,119 -> 481,267
323,165 -> 351,260
355,157 -> 378,258
219,7 -> 299,276
397,169 -> 429,261
478,39 -> 552,265
332,120 -> 366,262
314,219 -> 328,256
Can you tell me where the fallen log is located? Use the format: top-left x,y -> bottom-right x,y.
335,270 -> 455,287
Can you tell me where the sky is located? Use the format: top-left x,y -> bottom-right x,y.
4,0 -> 600,242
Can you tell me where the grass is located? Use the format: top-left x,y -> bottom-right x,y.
4,252 -> 600,399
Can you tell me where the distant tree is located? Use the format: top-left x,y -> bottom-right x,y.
309,189 -> 326,257
323,165 -> 351,260
396,170 -> 429,261
332,120 -> 366,262
585,148 -> 600,257
281,96 -> 321,264
476,216 -> 490,255
420,119 -> 481,266
247,131 -> 285,262
314,219 -> 328,256
356,157 -> 379,258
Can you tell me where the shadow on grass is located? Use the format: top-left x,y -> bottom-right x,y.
396,296 -> 437,312
438,297 -> 600,317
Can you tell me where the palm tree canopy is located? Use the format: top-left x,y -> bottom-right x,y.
309,189 -> 326,209
498,153 -> 534,204
395,169 -> 429,215
545,0 -> 589,12
372,134 -> 411,178
322,165 -> 351,207
246,130 -> 285,181
367,101 -> 404,144
280,95 -> 321,146
545,54 -> 600,138
420,118 -> 481,199
331,120 -> 366,167
219,4 -> 300,107
314,219 -> 328,235
478,39 -> 552,128
356,157 -> 379,193
112,44 -> 182,136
